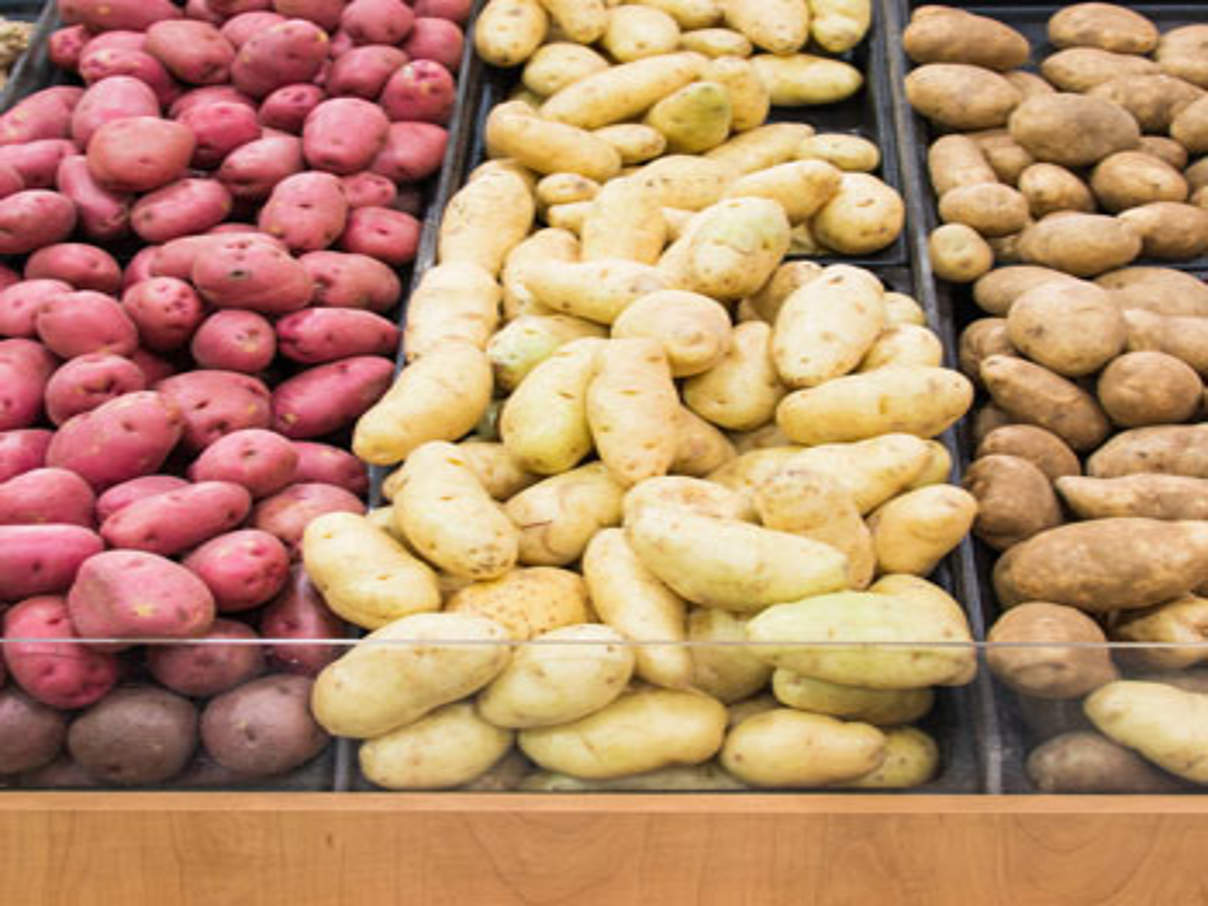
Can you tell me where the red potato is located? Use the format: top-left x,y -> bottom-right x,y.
169,85 -> 257,119
270,355 -> 394,438
45,354 -> 148,426
221,11 -> 287,47
257,83 -> 326,134
25,244 -> 123,294
0,164 -> 22,199
70,76 -> 159,147
276,307 -> 399,363
338,206 -> 420,265
0,340 -> 57,431
183,529 -> 290,611
191,234 -> 314,314
258,171 -> 349,252
199,674 -> 328,777
259,566 -> 343,675
291,441 -> 369,494
413,0 -> 470,23
369,121 -> 447,182
147,619 -> 266,697
299,250 -> 399,312
0,191 -> 77,256
151,234 -> 224,280
380,59 -> 455,124
46,390 -> 184,490
59,0 -> 182,32
36,291 -> 138,359
401,18 -> 463,72
341,171 -> 397,208
100,480 -> 252,556
56,155 -> 133,242
79,30 -> 147,55
78,49 -> 179,109
326,45 -> 408,100
131,347 -> 178,387
251,481 -> 364,553
0,430 -> 53,483
186,0 -> 225,25
3,596 -> 118,709
217,134 -> 305,201
190,310 -> 277,372
0,280 -> 71,339
154,370 -> 273,450
178,102 -> 263,169
188,428 -> 299,498
302,98 -> 390,174
121,277 -> 205,352
231,20 -> 331,99
0,527 -> 104,600
95,474 -> 189,522
145,21 -> 235,86
123,248 -> 158,288
87,117 -> 195,193
273,0 -> 344,30
131,179 -> 234,243
49,25 -> 91,72
0,140 -> 78,188
67,549 -> 216,642
0,468 -> 96,527
0,88 -> 84,146
340,0 -> 414,45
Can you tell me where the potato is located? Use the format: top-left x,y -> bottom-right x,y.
1026,731 -> 1185,794
747,583 -> 976,689
682,608 -> 769,703
527,259 -> 670,324
906,64 -> 1021,131
1088,424 -> 1208,479
1084,681 -> 1208,784
963,454 -> 1062,551
980,355 -> 1110,453
36,291 -> 136,359
1118,202 -> 1208,260
446,567 -> 589,640
68,686 -> 197,786
438,168 -> 534,277
622,475 -> 749,523
188,429 -> 297,500
353,342 -> 492,466
638,0 -> 722,30
0,468 -> 95,528
87,118 -> 194,194
1041,47 -> 1159,93
1019,213 -> 1141,277
839,726 -> 939,789
609,290 -> 730,378
0,689 -> 68,775
808,172 -> 903,255
1088,74 -> 1203,134
486,103 -> 622,184
535,173 -> 600,210
806,0 -> 869,53
1139,136 -> 1189,170
581,528 -> 691,689
1005,279 -> 1124,378
705,123 -> 812,175
3,594 -> 117,709
146,618 -> 264,698
475,0 -> 547,67
903,7 -> 1028,71
721,0 -> 807,55
938,183 -> 1029,238
201,675 -> 327,778
720,709 -> 885,788
928,224 -> 993,283
519,686 -> 727,779
505,463 -> 625,565
865,484 -> 976,576
488,315 -> 606,392
750,53 -> 863,107
182,529 -> 289,614
403,264 -> 501,361
704,446 -> 803,502
994,518 -> 1208,611
624,505 -> 847,612
593,124 -> 667,166
522,43 -> 609,96
1090,152 -> 1188,214
858,324 -> 942,373
1049,3 -> 1158,54
746,260 -> 821,323
772,434 -> 931,515
540,52 -> 706,130
986,603 -> 1117,699
603,5 -> 681,61
190,236 -> 313,316
580,176 -> 668,265
1017,163 -> 1095,219
772,671 -> 932,726
1057,474 -> 1208,521
1158,25 -> 1208,90
926,135 -> 996,198
1097,351 -> 1202,427
1008,93 -> 1139,169
500,229 -> 578,319
700,56 -> 768,132
973,265 -> 1083,316
722,161 -> 838,225
1123,308 -> 1208,376
676,323 -> 782,430
662,198 -> 790,301
1113,594 -> 1208,671
671,407 -> 737,476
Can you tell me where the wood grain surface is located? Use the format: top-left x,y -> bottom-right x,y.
0,794 -> 1205,905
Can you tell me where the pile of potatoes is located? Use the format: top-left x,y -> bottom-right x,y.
469,0 -> 905,259
299,141 -> 981,790
955,262 -> 1208,792
904,3 -> 1208,281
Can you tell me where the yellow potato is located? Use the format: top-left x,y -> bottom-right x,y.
682,322 -> 786,431
500,228 -> 578,320
470,158 -> 539,189
688,608 -> 773,703
797,133 -> 880,172
636,0 -> 722,29
500,337 -> 603,474
505,463 -> 625,565
811,173 -> 905,255
884,291 -> 926,326
772,671 -> 934,726
722,0 -> 808,54
593,124 -> 668,165
475,0 -> 548,67
680,27 -> 752,58
394,441 -> 519,580
359,702 -> 513,790
701,56 -> 768,131
777,365 -> 973,445
723,159 -> 841,224
1084,681 -> 1208,784
519,686 -> 727,779
645,80 -> 733,154
907,440 -> 953,489
438,168 -> 535,277
540,52 -> 708,129
536,0 -> 607,43
486,102 -> 622,183
705,122 -> 814,175
579,175 -> 667,265
781,433 -> 932,513
750,53 -> 864,106
624,505 -> 849,612
610,289 -> 731,377
353,341 -> 492,466
637,154 -> 732,210
535,172 -> 600,209
602,4 -> 681,61
671,406 -> 737,476
301,512 -> 440,630
622,475 -> 750,522
403,263 -> 501,360
455,441 -> 539,500
808,0 -> 870,53
720,709 -> 886,787
311,612 -> 510,738
522,42 -> 610,97
839,726 -> 938,789
1113,595 -> 1208,671
525,258 -> 669,323
772,263 -> 885,387
858,324 -> 944,371
445,567 -> 590,640
747,260 -> 822,322
583,527 -> 692,688
587,337 -> 680,485
488,314 -> 607,391
867,485 -> 978,576
477,623 -> 635,728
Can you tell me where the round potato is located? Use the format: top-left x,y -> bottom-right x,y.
445,567 -> 590,640
1006,278 -> 1125,377
905,64 -> 1022,131
810,173 -> 904,255
1018,163 -> 1095,219
610,290 -> 731,377
0,689 -> 67,774
958,318 -> 1015,384
1007,93 -> 1140,168
928,223 -> 993,283
1096,351 -> 1203,427
1091,151 -> 1188,213
1041,47 -> 1158,92
938,183 -> 1029,238
68,686 -> 197,787
201,674 -> 328,778
720,709 -> 885,788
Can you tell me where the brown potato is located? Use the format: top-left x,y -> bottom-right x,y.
1008,93 -> 1140,168
1017,164 -> 1094,219
1026,731 -> 1185,793
927,135 -> 997,197
992,518 -> 1208,611
1041,47 -> 1159,92
1090,152 -> 1188,213
1004,70 -> 1055,100
987,603 -> 1117,698
1171,96 -> 1208,154
1087,424 -> 1208,478
1049,3 -> 1159,54
1123,308 -> 1208,375
1186,157 -> 1208,192
1117,202 -> 1208,260
67,686 -> 197,787
938,183 -> 1029,237
928,223 -> 993,283
1095,266 -> 1208,317
1017,213 -> 1141,277
963,454 -> 1063,551
971,402 -> 1015,447
1088,74 -> 1203,133
903,8 -> 1029,71
1156,25 -> 1208,90
1096,351 -> 1202,427
1137,136 -> 1189,171
971,265 -> 1082,315
0,689 -> 67,774
1005,278 -> 1125,377
1057,474 -> 1208,521
975,424 -> 1081,481
958,318 -> 1015,385
905,64 -> 1022,131
970,130 -> 1035,185
980,354 -> 1110,452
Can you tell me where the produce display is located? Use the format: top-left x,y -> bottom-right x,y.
0,0 -> 469,787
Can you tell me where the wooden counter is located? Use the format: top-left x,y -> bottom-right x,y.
0,793 -> 1204,904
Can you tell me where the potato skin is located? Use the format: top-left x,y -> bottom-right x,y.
504,463 -> 625,566
1056,474 -> 1208,521
1027,730 -> 1185,793
99,480 -> 252,557
928,224 -> 993,283
1088,74 -> 1203,134
903,7 -> 1029,71
986,603 -> 1117,699
445,567 -> 589,641
981,355 -> 1109,453
1049,3 -> 1158,54
1018,164 -> 1094,220
68,686 -> 198,786
200,674 -> 328,778
147,619 -> 266,698
720,709 -> 886,788
938,183 -> 1029,238
0,689 -> 68,774
1017,214 -> 1141,277
1118,202 -> 1208,261
1006,279 -> 1125,377
975,424 -> 1080,481
0,467 -> 96,528
1041,47 -> 1158,93
905,64 -> 1022,131
1091,151 -> 1188,213
1084,681 -> 1208,784
1088,424 -> 1208,479
1097,351 -> 1202,428
963,454 -> 1063,551
1007,93 -> 1140,169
